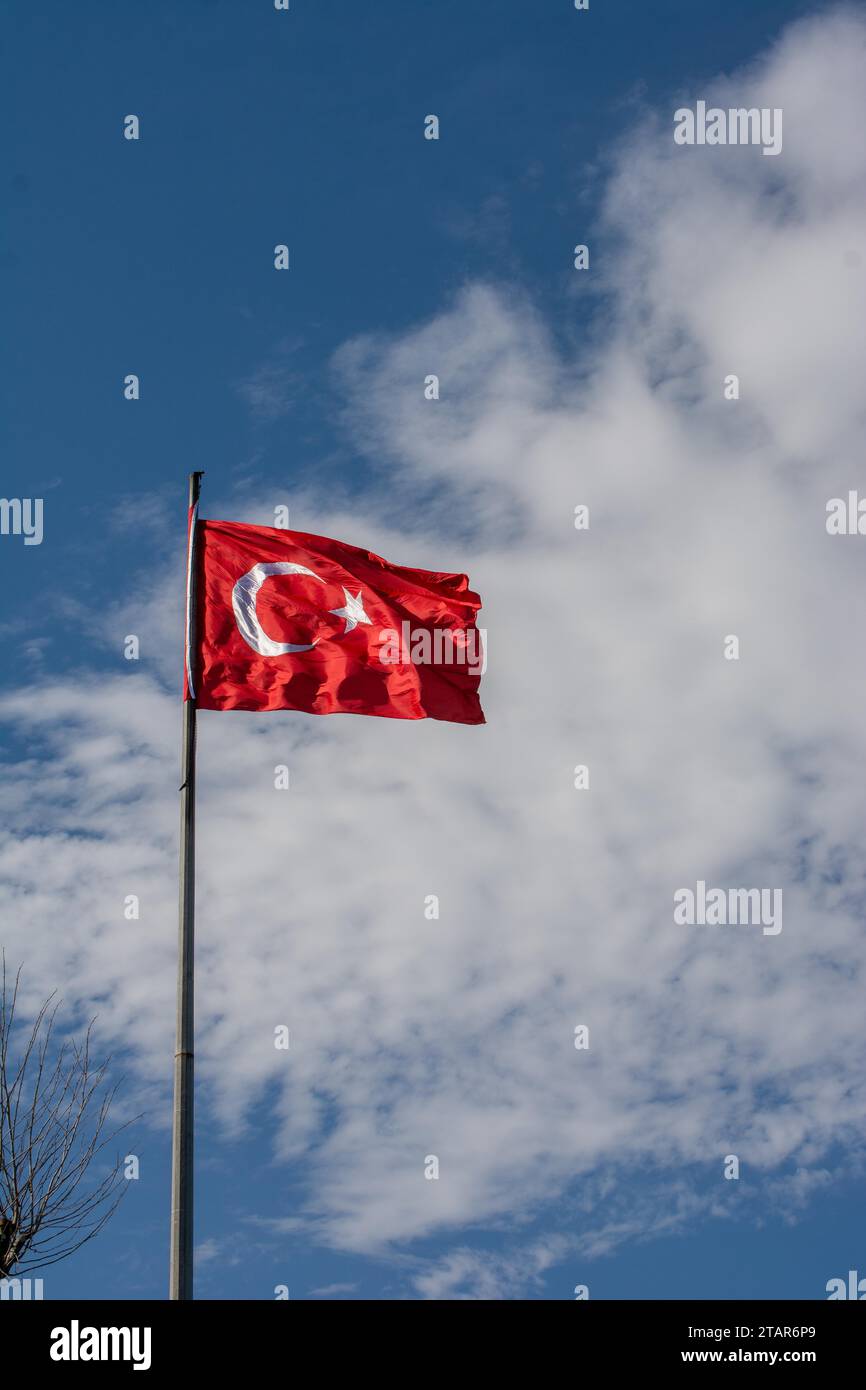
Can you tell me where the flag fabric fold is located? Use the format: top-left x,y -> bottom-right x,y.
190,519 -> 485,725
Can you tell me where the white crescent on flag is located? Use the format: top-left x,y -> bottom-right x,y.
232,562 -> 325,656
231,563 -> 373,656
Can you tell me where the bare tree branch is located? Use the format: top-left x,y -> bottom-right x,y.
0,951 -> 136,1279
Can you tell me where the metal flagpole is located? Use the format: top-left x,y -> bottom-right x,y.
170,470 -> 204,1300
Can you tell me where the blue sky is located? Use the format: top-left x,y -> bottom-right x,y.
2,0 -> 866,1300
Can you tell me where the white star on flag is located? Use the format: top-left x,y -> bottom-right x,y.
329,587 -> 372,634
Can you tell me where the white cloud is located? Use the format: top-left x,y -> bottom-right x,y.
410,1237 -> 570,1302
2,7 -> 866,1292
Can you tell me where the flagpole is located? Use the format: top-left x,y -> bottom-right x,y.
170,469 -> 203,1301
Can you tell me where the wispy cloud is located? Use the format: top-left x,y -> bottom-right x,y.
235,339 -> 307,423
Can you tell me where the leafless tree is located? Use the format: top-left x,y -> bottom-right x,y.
0,955 -> 130,1278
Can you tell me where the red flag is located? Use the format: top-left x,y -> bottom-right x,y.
189,520 -> 485,724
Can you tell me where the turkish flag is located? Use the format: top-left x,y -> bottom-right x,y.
189,519 -> 485,724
